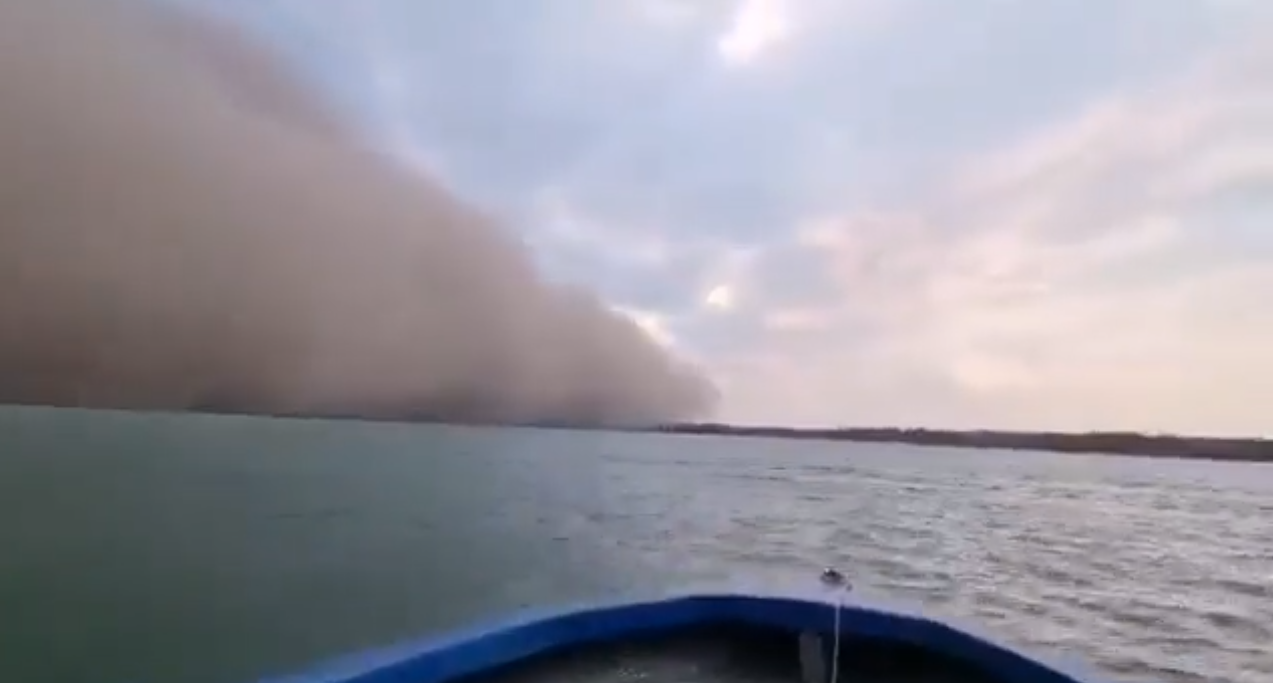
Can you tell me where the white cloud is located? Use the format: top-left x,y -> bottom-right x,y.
761,306 -> 835,331
714,0 -> 904,69
717,38 -> 1273,435
615,306 -> 678,348
695,243 -> 761,312
704,284 -> 735,310
716,0 -> 792,66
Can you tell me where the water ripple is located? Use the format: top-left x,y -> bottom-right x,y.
597,439 -> 1273,683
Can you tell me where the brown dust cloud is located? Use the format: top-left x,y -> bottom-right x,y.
0,0 -> 718,426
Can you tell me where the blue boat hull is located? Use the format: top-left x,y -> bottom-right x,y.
254,578 -> 1107,683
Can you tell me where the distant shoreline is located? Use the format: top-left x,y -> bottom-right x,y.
4,404 -> 1270,464
631,423 -> 1273,463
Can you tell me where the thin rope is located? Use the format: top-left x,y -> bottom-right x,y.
828,585 -> 844,683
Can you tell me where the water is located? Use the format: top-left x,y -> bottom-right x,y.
0,407 -> 1269,683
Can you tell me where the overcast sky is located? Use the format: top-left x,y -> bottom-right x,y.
186,0 -> 1273,436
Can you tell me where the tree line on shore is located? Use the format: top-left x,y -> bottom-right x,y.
637,424 -> 1271,462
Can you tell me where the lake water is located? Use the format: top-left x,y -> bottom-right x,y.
0,407 -> 1269,683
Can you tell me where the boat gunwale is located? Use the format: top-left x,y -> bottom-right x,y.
253,586 -> 1109,683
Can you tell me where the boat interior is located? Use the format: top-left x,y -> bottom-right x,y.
457,622 -> 1007,683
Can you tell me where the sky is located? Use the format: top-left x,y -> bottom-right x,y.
179,0 -> 1273,436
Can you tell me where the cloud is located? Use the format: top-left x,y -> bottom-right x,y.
0,0 -> 716,425
714,0 -> 901,69
155,0 -> 1273,436
612,307 -> 678,349
723,35 -> 1273,434
703,285 -> 736,311
716,0 -> 791,66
